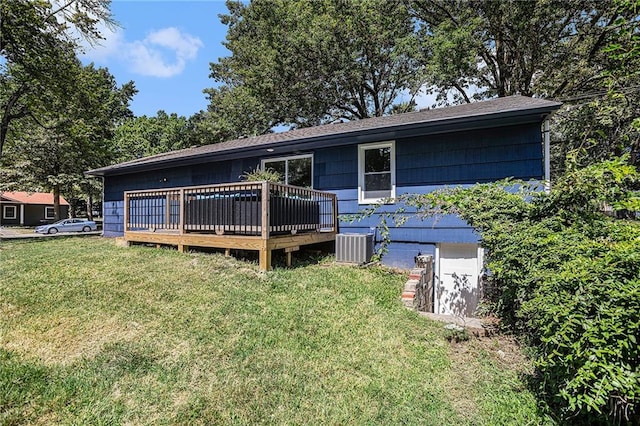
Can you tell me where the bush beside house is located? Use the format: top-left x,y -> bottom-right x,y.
368,156 -> 639,423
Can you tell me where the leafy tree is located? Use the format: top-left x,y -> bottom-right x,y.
112,111 -> 197,163
549,0 -> 640,174
208,0 -> 423,130
194,85 -> 274,144
411,0 -> 636,103
1,62 -> 135,219
0,0 -> 115,159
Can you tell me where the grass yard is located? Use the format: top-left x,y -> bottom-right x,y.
0,237 -> 553,425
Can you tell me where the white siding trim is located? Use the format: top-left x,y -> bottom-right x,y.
434,244 -> 440,314
3,205 -> 17,220
45,206 -> 55,219
543,119 -> 551,192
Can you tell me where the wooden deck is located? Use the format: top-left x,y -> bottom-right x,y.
124,182 -> 338,270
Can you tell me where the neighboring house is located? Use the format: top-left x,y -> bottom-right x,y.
87,95 -> 561,315
0,192 -> 70,226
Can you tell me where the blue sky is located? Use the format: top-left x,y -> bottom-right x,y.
80,0 -> 439,119
81,1 -> 231,118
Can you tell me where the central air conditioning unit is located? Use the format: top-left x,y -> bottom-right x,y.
335,233 -> 375,264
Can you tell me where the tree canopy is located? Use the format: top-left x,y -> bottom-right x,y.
0,0 -> 116,159
549,0 -> 640,173
411,0 -> 640,172
412,0 -> 637,103
192,85 -> 274,144
112,111 -> 197,163
208,0 -> 423,129
1,61 -> 135,219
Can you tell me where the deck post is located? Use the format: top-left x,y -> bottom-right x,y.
179,188 -> 185,234
259,242 -> 272,271
259,182 -> 271,271
285,246 -> 299,267
165,193 -> 171,230
261,181 -> 270,240
124,193 -> 130,232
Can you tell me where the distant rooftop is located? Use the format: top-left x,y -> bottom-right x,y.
1,191 -> 69,205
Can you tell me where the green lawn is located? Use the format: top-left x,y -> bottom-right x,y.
0,237 -> 553,425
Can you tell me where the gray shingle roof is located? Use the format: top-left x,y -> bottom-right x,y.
87,95 -> 561,176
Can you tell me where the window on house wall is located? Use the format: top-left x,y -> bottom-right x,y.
45,206 -> 55,219
358,141 -> 395,204
3,205 -> 17,219
262,154 -> 313,188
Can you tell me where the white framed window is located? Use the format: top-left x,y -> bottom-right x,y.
3,205 -> 17,219
358,141 -> 395,204
45,206 -> 55,219
261,154 -> 313,188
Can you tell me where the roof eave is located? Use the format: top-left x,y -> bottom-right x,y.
87,102 -> 561,177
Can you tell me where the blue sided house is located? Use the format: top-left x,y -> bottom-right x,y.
87,95 -> 561,315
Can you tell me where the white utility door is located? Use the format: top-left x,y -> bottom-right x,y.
436,243 -> 482,317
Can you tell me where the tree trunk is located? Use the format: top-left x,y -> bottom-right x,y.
53,185 -> 61,221
68,199 -> 77,218
0,120 -> 7,162
87,193 -> 93,221
0,84 -> 30,161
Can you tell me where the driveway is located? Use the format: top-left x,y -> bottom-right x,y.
0,227 -> 24,238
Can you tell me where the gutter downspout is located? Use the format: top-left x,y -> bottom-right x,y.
543,119 -> 551,192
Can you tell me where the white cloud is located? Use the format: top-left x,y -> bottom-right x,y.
147,27 -> 201,61
126,27 -> 203,77
81,26 -> 203,78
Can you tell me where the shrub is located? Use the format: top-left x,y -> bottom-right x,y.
524,221 -> 639,422
240,166 -> 282,182
491,215 -> 640,423
357,156 -> 640,423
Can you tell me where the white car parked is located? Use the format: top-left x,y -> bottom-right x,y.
35,219 -> 98,234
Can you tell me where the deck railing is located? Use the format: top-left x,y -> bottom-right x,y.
124,181 -> 337,238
